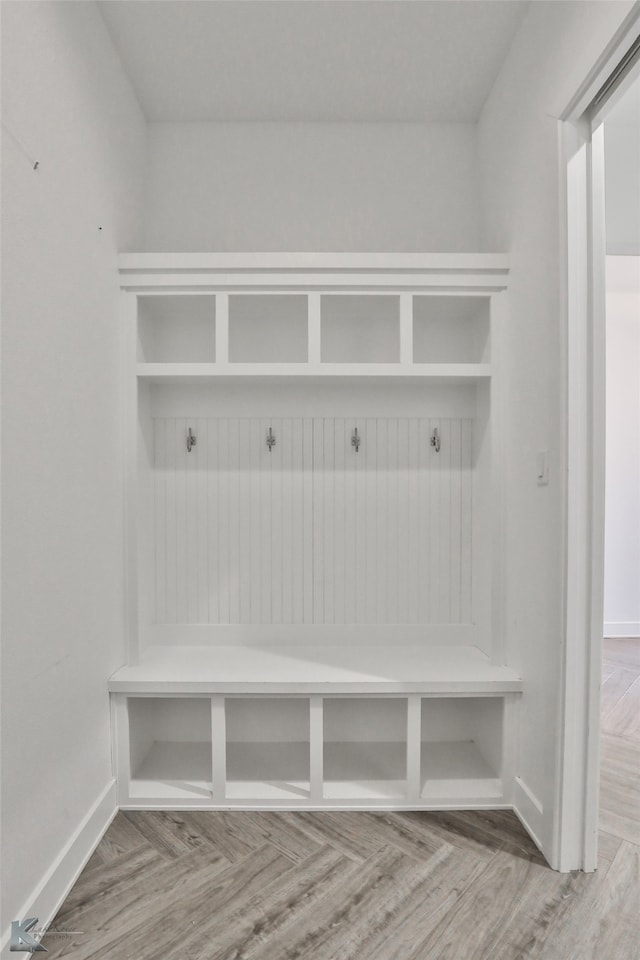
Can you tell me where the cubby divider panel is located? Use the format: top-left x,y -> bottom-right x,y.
225,697 -> 311,800
128,697 -> 213,800
228,294 -> 308,363
420,697 -> 503,799
323,697 -> 407,800
413,296 -> 490,364
137,295 -> 216,363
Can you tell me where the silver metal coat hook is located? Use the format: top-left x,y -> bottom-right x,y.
266,427 -> 276,452
351,427 -> 361,453
186,427 -> 197,453
430,428 -> 441,453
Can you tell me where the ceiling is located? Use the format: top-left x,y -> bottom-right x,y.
98,0 -> 528,123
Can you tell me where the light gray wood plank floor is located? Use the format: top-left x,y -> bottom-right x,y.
41,638 -> 640,959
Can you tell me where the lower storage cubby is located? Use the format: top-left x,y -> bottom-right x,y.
118,689 -> 511,808
128,697 -> 213,800
323,698 -> 407,800
225,698 -> 311,801
420,697 -> 503,800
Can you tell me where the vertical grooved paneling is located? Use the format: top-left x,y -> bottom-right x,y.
175,418 -> 187,622
376,418 -> 388,625
249,419 -> 262,624
302,418 -> 313,624
450,419 -> 462,625
154,419 -> 166,624
354,418 -> 367,624
208,419 -> 219,624
312,418 -> 324,624
196,417 -> 209,624
418,419 -> 430,625
439,419 -> 452,623
343,418 -> 356,624
365,419 -> 377,623
323,419 -> 335,624
387,418 -> 399,623
238,419 -> 252,625
153,416 -> 473,626
228,418 -> 240,624
461,418 -> 473,623
281,418 -> 294,625
407,418 -> 420,624
186,418 -> 198,623
218,418 -> 230,624
291,419 -> 304,624
333,418 -> 346,624
429,417 -> 440,623
271,417 -> 283,625
260,418 -> 271,624
398,418 -> 410,623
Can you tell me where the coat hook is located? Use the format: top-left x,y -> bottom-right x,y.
430,427 -> 441,453
266,427 -> 276,452
186,427 -> 197,453
351,427 -> 361,453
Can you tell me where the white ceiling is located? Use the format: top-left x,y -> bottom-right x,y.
98,1 -> 528,123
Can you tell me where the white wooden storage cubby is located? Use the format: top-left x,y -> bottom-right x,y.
110,254 -> 522,816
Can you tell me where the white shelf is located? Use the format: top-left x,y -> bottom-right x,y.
323,742 -> 406,800
225,742 -> 310,800
109,644 -> 523,695
129,741 -> 213,800
420,741 -> 502,799
136,362 -> 492,383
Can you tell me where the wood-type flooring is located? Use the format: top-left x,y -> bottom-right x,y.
41,638 -> 640,959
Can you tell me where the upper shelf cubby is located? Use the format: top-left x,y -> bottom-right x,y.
413,296 -> 490,364
229,294 -> 308,363
137,294 -> 215,363
126,254 -> 508,381
321,295 -> 400,363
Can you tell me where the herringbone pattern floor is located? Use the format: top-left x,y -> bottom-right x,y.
41,639 -> 640,960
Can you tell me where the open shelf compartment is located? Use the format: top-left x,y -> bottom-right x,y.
413,296 -> 490,364
420,697 -> 503,799
323,697 -> 407,800
225,697 -> 311,800
128,697 -> 213,800
137,295 -> 216,363
228,294 -> 308,363
321,294 -> 400,363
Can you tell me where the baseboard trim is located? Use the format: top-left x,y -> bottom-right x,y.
604,622 -> 640,638
513,776 -> 545,859
1,780 -> 117,957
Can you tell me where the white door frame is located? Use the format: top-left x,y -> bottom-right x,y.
556,7 -> 640,872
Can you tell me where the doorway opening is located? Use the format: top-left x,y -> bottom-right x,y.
560,15 -> 640,872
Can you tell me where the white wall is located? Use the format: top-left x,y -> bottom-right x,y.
605,75 -> 640,256
605,122 -> 640,255
1,0 -> 146,944
143,122 -> 479,251
478,0 -> 635,861
604,256 -> 640,637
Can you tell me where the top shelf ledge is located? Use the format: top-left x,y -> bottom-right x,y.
118,253 -> 510,291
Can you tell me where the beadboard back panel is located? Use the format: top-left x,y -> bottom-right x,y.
153,417 -> 473,626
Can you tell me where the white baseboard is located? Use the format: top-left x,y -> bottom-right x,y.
604,622 -> 640,638
513,776 -> 545,860
1,780 -> 117,958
